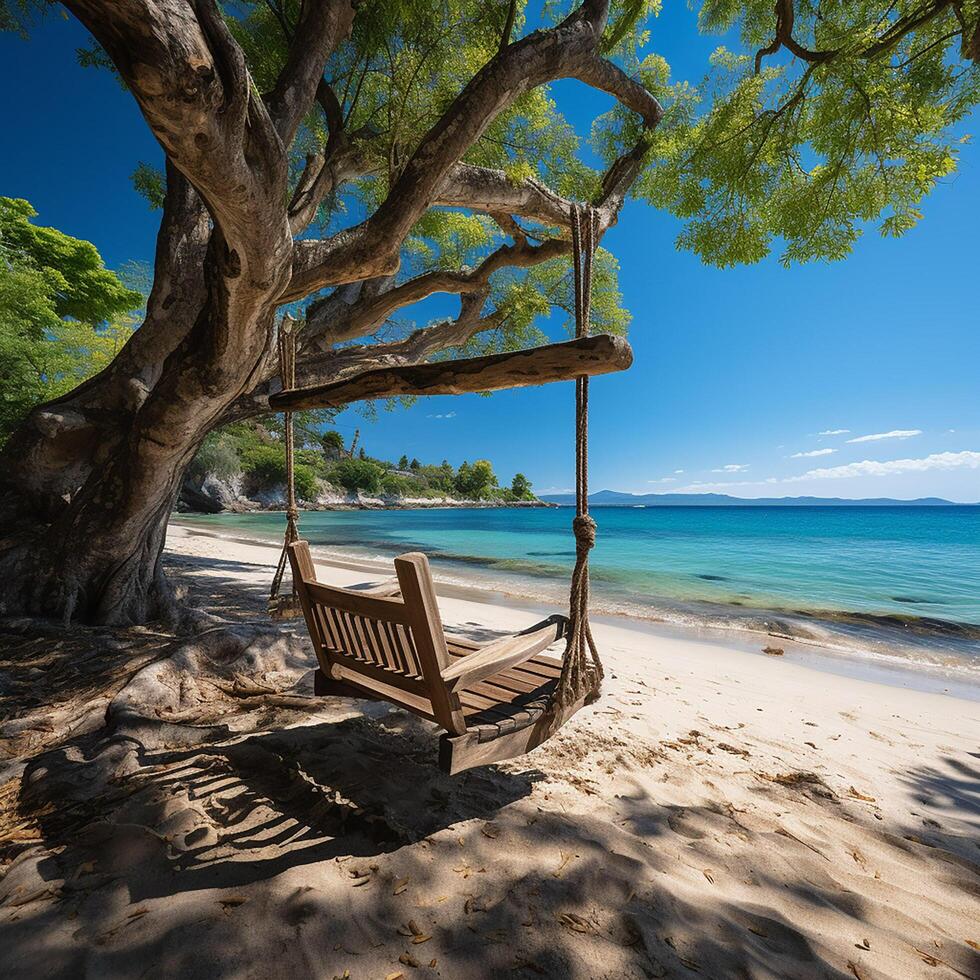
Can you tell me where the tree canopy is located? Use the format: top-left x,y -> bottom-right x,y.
0,197 -> 143,443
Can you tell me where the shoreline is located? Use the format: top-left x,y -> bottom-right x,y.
168,519 -> 980,702
176,495 -> 556,515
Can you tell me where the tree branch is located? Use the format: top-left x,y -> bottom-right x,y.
287,125 -> 379,234
298,294 -> 504,384
284,0 -> 615,298
303,237 -> 567,348
500,0 -> 518,53
754,0 -> 959,72
266,0 -> 356,145
64,0 -> 288,272
268,334 -> 633,410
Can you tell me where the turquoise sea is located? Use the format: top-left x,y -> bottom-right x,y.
176,505 -> 980,676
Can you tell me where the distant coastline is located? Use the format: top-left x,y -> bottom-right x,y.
541,489 -> 977,507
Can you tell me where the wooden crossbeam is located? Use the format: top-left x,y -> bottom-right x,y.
269,334 -> 633,411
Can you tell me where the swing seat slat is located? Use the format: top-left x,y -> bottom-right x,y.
288,540 -> 586,774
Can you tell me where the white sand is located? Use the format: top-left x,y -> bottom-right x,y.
1,522 -> 977,979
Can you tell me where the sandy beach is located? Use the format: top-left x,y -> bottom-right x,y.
2,521 -> 978,979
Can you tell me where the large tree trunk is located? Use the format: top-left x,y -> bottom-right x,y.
0,170 -> 289,625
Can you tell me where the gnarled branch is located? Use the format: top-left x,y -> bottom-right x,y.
268,334 -> 634,410
298,293 -> 504,384
303,237 -> 567,348
283,0 -> 616,298
266,0 -> 356,144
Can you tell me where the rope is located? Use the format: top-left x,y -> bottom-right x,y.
269,315 -> 303,618
554,205 -> 604,709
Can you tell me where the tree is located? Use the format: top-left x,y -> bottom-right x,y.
0,198 -> 142,444
511,472 -> 533,500
410,457 -> 420,471
398,455 -> 409,470
320,429 -> 345,459
456,458 -> 498,499
0,0 -> 976,624
438,461 -> 456,492
330,457 -> 384,494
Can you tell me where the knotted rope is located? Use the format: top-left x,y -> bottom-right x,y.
268,315 -> 303,619
553,205 -> 604,709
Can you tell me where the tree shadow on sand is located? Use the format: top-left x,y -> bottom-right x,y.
19,713 -> 542,899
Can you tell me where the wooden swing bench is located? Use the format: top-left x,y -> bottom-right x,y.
288,541 -> 590,774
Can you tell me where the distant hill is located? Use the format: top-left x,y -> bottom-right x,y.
540,489 -> 972,507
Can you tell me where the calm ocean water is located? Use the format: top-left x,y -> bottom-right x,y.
177,505 -> 980,674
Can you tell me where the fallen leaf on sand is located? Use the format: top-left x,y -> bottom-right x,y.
846,962 -> 866,980
559,912 -> 592,934
385,973 -> 404,980
855,939 -> 870,950
703,870 -> 714,884
219,897 -> 247,908
480,822 -> 499,839
848,786 -> 876,803
392,877 -> 409,896
398,953 -> 419,968
913,947 -> 941,966
763,646 -> 784,656
552,851 -> 574,878
411,934 -> 432,944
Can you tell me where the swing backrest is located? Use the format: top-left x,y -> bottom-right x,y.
287,541 -> 466,735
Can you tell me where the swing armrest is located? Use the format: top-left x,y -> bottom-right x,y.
441,615 -> 567,693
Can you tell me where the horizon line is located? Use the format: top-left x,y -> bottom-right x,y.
539,489 -> 980,505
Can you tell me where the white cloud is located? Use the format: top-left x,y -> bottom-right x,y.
711,463 -> 749,473
674,469 -> 684,474
787,450 -> 980,482
790,448 -> 836,458
817,429 -> 850,436
846,429 -> 921,444
426,411 -> 457,420
647,476 -> 677,484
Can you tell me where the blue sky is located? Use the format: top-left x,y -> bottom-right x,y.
2,8 -> 978,502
